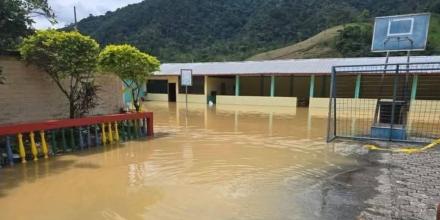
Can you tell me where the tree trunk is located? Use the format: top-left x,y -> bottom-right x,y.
134,101 -> 140,112
132,88 -> 141,112
69,99 -> 75,119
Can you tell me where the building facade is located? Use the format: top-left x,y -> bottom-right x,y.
146,56 -> 440,108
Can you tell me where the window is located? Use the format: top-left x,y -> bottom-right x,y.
179,76 -> 204,94
147,80 -> 168,94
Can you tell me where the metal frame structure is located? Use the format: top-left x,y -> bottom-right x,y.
327,62 -> 440,144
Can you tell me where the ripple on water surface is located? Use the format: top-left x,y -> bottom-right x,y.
0,102 -> 361,220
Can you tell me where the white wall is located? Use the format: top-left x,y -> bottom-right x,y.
216,95 -> 297,107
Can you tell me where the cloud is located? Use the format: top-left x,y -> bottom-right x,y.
33,0 -> 143,29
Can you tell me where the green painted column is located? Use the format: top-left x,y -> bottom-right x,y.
309,75 -> 315,98
354,74 -> 361,98
270,75 -> 275,97
411,75 -> 419,100
235,75 -> 240,96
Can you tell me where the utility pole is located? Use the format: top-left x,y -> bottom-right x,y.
74,6 -> 78,30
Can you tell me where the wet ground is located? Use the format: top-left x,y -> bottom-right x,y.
0,102 -> 377,220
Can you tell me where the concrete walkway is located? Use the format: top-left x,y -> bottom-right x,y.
360,150 -> 440,220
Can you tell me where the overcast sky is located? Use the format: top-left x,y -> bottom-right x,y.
33,0 -> 143,29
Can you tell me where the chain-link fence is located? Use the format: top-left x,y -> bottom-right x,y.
327,62 -> 440,143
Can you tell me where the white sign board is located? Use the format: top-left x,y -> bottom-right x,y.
181,69 -> 193,86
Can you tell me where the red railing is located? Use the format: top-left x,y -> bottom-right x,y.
0,112 -> 154,165
0,112 -> 153,136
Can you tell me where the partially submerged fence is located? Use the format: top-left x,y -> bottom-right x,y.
0,112 -> 153,166
327,62 -> 440,143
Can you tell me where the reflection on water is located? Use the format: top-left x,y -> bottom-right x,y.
0,102 -> 362,220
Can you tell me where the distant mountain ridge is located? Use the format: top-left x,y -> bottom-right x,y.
248,14 -> 440,61
73,0 -> 440,62
247,25 -> 346,61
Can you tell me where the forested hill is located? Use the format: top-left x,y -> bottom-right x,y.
73,0 -> 440,62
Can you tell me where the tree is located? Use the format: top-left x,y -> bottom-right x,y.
335,24 -> 375,57
1,0 -> 55,85
20,30 -> 100,118
0,0 -> 55,50
98,45 -> 160,112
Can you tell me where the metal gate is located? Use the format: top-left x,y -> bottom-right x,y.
327,62 -> 440,143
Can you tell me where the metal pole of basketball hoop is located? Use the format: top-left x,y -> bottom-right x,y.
370,13 -> 430,141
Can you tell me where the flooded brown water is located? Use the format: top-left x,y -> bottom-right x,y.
0,102 -> 368,220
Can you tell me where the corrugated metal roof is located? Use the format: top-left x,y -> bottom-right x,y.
156,56 -> 440,76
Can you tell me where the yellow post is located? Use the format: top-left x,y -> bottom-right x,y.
29,132 -> 38,161
114,121 -> 120,142
101,123 -> 107,145
17,133 -> 26,163
39,130 -> 49,159
108,122 -> 114,143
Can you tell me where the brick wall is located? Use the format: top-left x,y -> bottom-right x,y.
0,55 -> 123,124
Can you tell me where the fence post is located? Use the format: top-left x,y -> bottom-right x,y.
86,126 -> 92,148
78,127 -> 84,150
133,120 -> 139,138
51,130 -> 57,154
39,130 -> 49,159
389,65 -> 400,141
69,128 -> 75,151
101,123 -> 107,145
17,133 -> 26,163
107,122 -> 113,143
61,129 -> 67,152
5,136 -> 14,166
127,121 -> 133,139
29,132 -> 38,161
114,122 -> 120,142
147,114 -> 154,136
327,67 -> 336,142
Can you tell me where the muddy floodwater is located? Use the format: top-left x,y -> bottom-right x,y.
0,102 -> 370,220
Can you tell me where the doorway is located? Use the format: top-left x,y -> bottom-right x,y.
168,83 -> 176,102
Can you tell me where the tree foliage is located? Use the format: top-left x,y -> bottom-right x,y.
20,30 -> 100,118
73,0 -> 440,62
98,44 -> 160,112
0,0 -> 55,50
335,24 -> 376,57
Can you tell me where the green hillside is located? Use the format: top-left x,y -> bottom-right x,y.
247,25 -> 347,60
72,0 -> 440,62
249,14 -> 440,60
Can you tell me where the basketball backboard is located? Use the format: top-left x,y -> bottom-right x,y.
371,13 -> 430,52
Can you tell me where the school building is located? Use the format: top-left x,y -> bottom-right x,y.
146,56 -> 440,108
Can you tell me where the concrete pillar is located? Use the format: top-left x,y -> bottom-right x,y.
270,75 -> 275,97
354,74 -> 361,98
411,75 -> 418,100
235,75 -> 240,96
309,75 -> 315,98
204,75 -> 208,96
